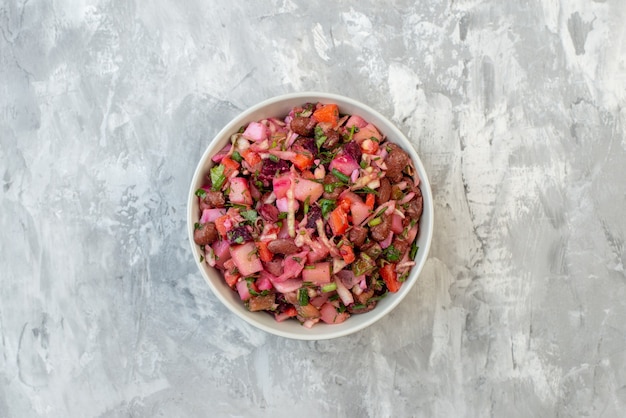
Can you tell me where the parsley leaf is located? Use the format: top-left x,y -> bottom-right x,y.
382,245 -> 401,262
210,164 -> 226,192
314,125 -> 327,150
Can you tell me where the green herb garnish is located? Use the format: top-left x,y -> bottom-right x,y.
409,241 -> 419,259
382,244 -> 401,262
194,222 -> 202,230
231,151 -> 243,163
278,212 -> 288,220
245,277 -> 269,296
269,154 -> 279,162
314,125 -> 327,150
240,209 -> 258,223
319,199 -> 336,218
304,265 -> 316,270
195,188 -> 207,198
210,164 -> 226,192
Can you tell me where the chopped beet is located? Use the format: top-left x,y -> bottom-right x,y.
259,159 -> 289,185
259,204 -> 279,222
228,226 -> 253,244
306,205 -> 322,229
343,140 -> 362,163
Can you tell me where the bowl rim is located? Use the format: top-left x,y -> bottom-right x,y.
187,91 -> 434,340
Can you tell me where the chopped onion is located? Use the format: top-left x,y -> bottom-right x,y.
334,277 -> 354,306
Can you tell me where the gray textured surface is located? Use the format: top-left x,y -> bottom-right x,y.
2,1 -> 626,417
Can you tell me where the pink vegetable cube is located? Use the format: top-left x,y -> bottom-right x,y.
329,154 -> 360,176
320,302 -> 349,324
272,174 -> 291,199
236,280 -> 252,301
391,214 -> 404,234
345,115 -> 368,129
242,122 -> 268,142
212,239 -> 232,268
301,262 -> 331,284
293,178 -> 324,203
230,242 -> 263,276
350,200 -> 371,225
353,123 -> 382,144
229,177 -> 253,205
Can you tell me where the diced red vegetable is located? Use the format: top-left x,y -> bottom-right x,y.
292,153 -> 314,171
214,214 -> 230,237
241,148 -> 261,166
329,207 -> 349,236
380,263 -> 401,292
256,241 -> 273,262
339,245 -> 355,265
365,193 -> 375,209
221,156 -> 240,177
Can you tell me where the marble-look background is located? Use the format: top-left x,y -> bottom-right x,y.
2,0 -> 626,417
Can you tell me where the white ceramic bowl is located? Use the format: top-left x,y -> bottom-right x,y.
187,92 -> 433,340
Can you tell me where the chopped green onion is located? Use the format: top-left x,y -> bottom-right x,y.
278,212 -> 288,220
368,217 -> 382,227
359,160 -> 367,169
269,154 -> 279,162
199,255 -> 204,263
304,196 -> 310,214
298,288 -> 310,306
194,222 -> 202,230
195,188 -> 207,198
382,244 -> 401,262
332,168 -> 351,183
321,282 -> 337,293
304,265 -> 316,270
354,187 -> 378,195
409,241 -> 419,259
231,151 -> 243,163
374,207 -> 387,218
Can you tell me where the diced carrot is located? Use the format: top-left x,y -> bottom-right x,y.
365,193 -> 375,210
329,207 -> 349,236
339,244 -> 355,264
337,196 -> 351,211
380,263 -> 401,293
256,241 -> 273,262
223,268 -> 240,288
214,215 -> 230,237
241,149 -> 261,167
221,156 -> 240,177
292,153 -> 313,171
313,104 -> 339,126
284,306 -> 298,317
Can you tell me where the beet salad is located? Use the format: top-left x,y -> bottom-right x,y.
193,102 -> 424,328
